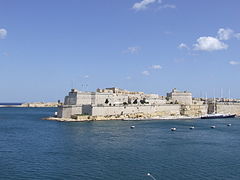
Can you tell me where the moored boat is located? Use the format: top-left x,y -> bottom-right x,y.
201,113 -> 236,119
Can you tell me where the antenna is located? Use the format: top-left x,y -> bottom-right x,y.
213,89 -> 216,114
81,84 -> 89,92
205,92 -> 208,104
228,88 -> 231,101
221,88 -> 223,100
71,80 -> 74,89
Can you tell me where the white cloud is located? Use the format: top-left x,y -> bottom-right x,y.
133,0 -> 156,11
217,28 -> 234,40
151,65 -> 162,69
194,36 -> 228,51
235,33 -> 240,39
229,61 -> 240,65
0,28 -> 7,39
126,76 -> 132,80
142,70 -> 150,76
83,75 -> 89,78
178,43 -> 189,49
160,4 -> 176,9
133,0 -> 175,11
123,46 -> 140,54
217,28 -> 240,41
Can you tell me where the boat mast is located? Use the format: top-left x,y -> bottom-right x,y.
228,88 -> 231,101
221,88 -> 223,101
213,89 -> 216,114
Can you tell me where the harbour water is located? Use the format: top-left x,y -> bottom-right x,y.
0,108 -> 240,180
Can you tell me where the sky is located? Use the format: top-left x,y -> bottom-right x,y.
0,0 -> 240,102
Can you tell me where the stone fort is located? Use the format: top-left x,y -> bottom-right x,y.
57,87 -> 210,119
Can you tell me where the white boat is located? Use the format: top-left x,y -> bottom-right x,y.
201,113 -> 236,119
201,94 -> 236,119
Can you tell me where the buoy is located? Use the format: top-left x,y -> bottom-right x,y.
171,127 -> 176,131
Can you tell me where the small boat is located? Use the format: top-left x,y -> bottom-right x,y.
171,128 -> 176,131
211,126 -> 216,129
130,126 -> 135,129
189,126 -> 195,130
227,124 -> 232,126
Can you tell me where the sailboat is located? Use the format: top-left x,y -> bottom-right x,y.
201,90 -> 236,119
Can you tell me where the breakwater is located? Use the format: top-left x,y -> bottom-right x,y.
0,102 -> 59,108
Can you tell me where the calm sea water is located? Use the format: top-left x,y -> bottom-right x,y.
0,108 -> 240,180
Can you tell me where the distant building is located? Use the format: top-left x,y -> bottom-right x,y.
58,87 -> 198,118
96,87 -> 144,95
167,88 -> 192,105
58,87 -> 167,118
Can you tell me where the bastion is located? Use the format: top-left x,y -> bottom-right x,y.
46,87 -> 213,121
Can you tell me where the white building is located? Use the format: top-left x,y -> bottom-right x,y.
167,88 -> 192,105
58,87 -> 192,118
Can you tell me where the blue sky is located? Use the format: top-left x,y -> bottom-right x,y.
0,0 -> 240,102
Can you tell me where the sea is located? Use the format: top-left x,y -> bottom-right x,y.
0,107 -> 240,180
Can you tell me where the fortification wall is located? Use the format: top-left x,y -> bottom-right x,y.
58,105 -> 82,118
171,96 -> 192,105
76,93 -> 93,105
84,105 -> 181,116
216,103 -> 240,115
64,92 -> 77,105
180,105 -> 208,117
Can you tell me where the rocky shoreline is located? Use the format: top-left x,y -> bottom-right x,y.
43,114 -> 200,122
0,102 -> 59,108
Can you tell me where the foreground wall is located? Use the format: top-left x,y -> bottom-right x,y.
180,105 -> 208,117
59,103 -> 240,119
83,105 -> 181,116
216,103 -> 240,116
57,105 -> 82,118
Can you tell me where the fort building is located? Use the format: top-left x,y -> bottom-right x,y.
167,88 -> 192,105
57,87 -> 208,119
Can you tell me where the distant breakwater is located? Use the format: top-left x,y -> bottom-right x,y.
0,102 -> 59,108
0,103 -> 23,105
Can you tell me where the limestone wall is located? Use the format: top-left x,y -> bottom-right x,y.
171,95 -> 192,105
216,103 -> 240,115
76,93 -> 93,105
94,93 -> 129,105
64,89 -> 168,107
83,105 -> 180,117
57,105 -> 82,118
64,92 -> 77,105
180,105 -> 208,117
167,89 -> 192,105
